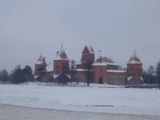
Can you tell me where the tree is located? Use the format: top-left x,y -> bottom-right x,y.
86,61 -> 92,87
143,66 -> 157,84
10,65 -> 26,84
156,61 -> 160,89
70,60 -> 76,83
22,65 -> 34,82
0,69 -> 8,83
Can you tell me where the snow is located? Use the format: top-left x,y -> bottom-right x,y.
1,104 -> 159,120
76,69 -> 88,71
127,76 -> 143,81
127,76 -> 133,81
0,84 -> 160,115
107,70 -> 126,73
93,62 -> 107,66
93,62 -> 117,66
53,74 -> 59,79
36,61 -> 43,65
87,46 -> 94,54
128,61 -> 141,64
54,50 -> 69,61
106,62 -> 117,65
53,74 -> 71,79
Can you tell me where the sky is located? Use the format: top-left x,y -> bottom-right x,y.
0,0 -> 160,72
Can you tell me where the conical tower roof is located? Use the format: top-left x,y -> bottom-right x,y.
128,50 -> 142,64
36,53 -> 47,66
55,45 -> 69,60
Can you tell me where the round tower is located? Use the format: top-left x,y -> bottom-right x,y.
127,51 -> 143,85
53,46 -> 69,75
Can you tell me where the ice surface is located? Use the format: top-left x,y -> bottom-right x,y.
0,84 -> 160,115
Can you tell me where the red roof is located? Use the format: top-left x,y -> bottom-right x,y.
56,50 -> 68,59
36,54 -> 47,66
96,56 -> 114,63
128,51 -> 142,64
83,46 -> 95,54
55,45 -> 69,60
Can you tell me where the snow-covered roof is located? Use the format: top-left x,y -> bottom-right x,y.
36,61 -> 43,65
128,60 -> 141,64
128,51 -> 142,64
88,46 -> 95,54
106,62 -> 117,65
76,69 -> 88,71
93,56 -> 116,66
83,46 -> 95,55
92,62 -> 107,66
36,54 -> 47,66
54,47 -> 69,61
96,56 -> 114,63
107,70 -> 126,73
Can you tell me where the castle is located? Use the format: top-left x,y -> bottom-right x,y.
35,46 -> 143,85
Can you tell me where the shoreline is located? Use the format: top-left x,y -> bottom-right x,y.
0,103 -> 160,120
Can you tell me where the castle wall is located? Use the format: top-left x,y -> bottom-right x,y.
93,66 -> 107,84
107,71 -> 126,85
74,70 -> 94,83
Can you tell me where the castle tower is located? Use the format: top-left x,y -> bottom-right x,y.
81,46 -> 95,68
127,51 -> 143,85
92,56 -> 107,84
53,46 -> 69,77
35,54 -> 47,75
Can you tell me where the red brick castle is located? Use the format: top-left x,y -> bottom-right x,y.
35,46 -> 143,85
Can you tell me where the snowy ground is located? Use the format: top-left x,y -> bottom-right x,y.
0,83 -> 160,116
1,104 -> 160,120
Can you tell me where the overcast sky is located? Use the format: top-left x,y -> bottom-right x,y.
0,0 -> 160,71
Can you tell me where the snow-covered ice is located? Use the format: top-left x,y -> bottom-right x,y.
1,104 -> 159,120
0,83 -> 160,115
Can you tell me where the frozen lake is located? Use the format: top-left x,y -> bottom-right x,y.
0,104 -> 160,120
0,83 -> 160,116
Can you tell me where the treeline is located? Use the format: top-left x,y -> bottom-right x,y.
0,61 -> 160,86
143,63 -> 160,85
0,65 -> 34,84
